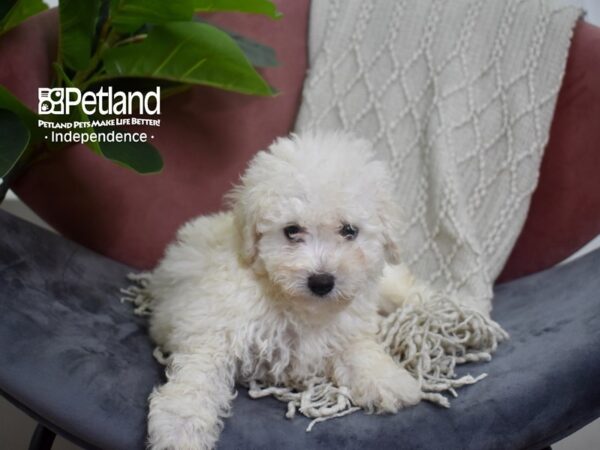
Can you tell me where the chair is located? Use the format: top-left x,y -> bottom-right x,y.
1,209 -> 599,449
0,4 -> 599,450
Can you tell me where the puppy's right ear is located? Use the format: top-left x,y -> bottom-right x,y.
227,139 -> 294,267
226,150 -> 275,267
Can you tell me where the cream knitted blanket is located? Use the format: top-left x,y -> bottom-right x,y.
290,0 -> 581,425
297,0 -> 581,312
124,0 -> 582,431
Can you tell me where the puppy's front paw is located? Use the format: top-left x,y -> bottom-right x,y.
350,367 -> 421,414
148,387 -> 221,450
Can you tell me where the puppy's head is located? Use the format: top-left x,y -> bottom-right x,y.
228,131 -> 401,305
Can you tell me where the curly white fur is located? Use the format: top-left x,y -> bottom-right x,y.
145,131 -> 424,449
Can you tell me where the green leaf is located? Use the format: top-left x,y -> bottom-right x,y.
222,29 -> 277,68
99,137 -> 163,173
194,0 -> 281,19
59,0 -> 102,70
110,0 -> 194,32
0,85 -> 42,142
0,109 -> 30,177
0,1 -> 17,21
102,22 -> 274,96
193,18 -> 278,67
52,65 -> 163,173
0,0 -> 47,36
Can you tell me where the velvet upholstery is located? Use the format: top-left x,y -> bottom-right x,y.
1,209 -> 599,450
0,210 -> 162,449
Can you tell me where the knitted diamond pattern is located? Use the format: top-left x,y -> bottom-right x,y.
296,0 -> 581,311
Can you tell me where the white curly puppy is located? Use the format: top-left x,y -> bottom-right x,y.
146,131 -> 422,450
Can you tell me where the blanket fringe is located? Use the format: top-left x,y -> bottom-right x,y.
378,293 -> 509,401
121,273 -> 508,430
120,272 -> 153,316
248,379 -> 361,431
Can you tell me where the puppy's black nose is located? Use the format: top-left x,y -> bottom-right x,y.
308,273 -> 335,297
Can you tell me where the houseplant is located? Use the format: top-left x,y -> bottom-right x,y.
0,0 -> 280,202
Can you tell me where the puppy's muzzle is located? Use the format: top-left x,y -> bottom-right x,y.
307,273 -> 335,297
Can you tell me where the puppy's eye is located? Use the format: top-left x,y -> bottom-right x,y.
340,223 -> 359,240
284,225 -> 303,242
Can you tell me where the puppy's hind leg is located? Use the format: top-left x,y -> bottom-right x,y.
148,340 -> 235,450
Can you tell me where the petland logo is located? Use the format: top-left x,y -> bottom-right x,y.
37,86 -> 161,144
38,86 -> 161,116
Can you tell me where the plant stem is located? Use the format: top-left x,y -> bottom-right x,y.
113,33 -> 147,47
72,42 -> 108,86
72,21 -> 118,88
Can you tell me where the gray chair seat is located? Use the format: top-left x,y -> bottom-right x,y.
0,209 -> 599,450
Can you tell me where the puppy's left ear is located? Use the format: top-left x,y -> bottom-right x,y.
376,167 -> 402,265
381,210 -> 401,265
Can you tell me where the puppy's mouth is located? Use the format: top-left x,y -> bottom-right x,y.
309,291 -> 333,300
307,290 -> 352,305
